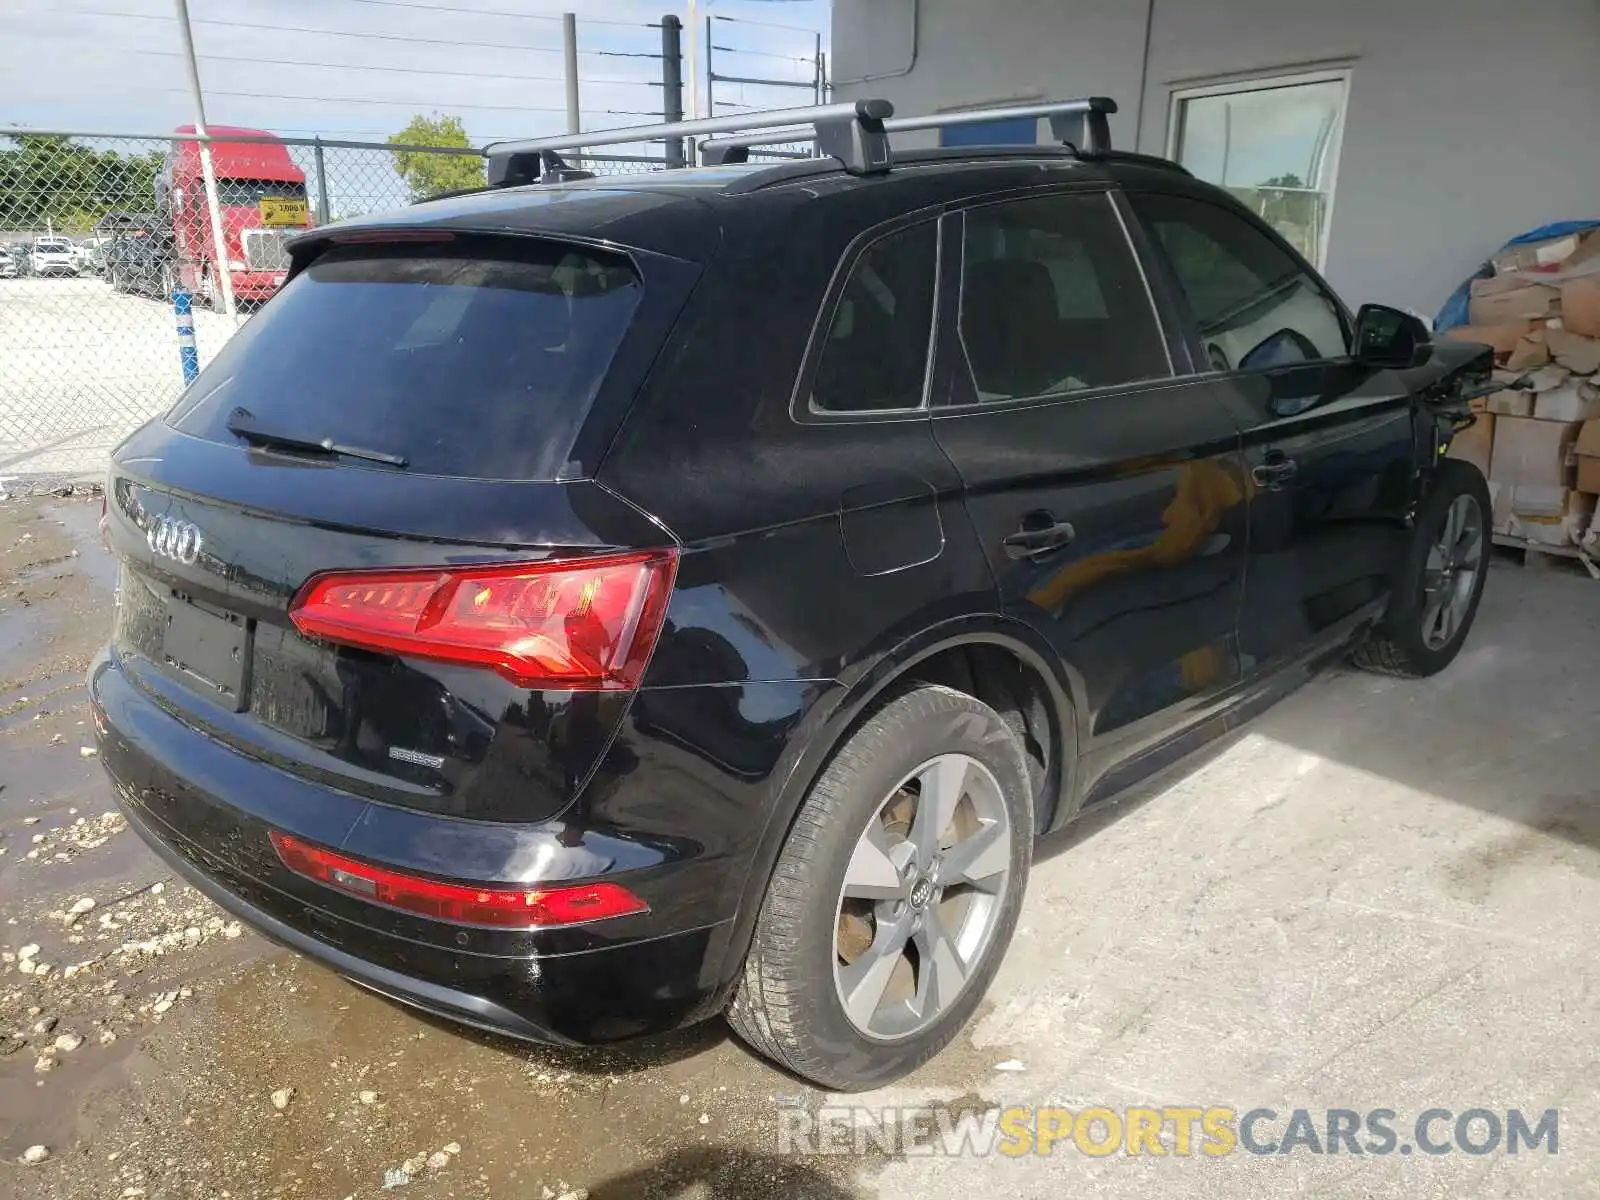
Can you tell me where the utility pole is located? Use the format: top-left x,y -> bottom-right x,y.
172,0 -> 235,318
562,12 -> 582,163
660,15 -> 686,169
686,0 -> 701,119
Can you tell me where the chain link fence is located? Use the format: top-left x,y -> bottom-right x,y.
0,4 -> 836,489
0,124 -> 833,487
0,131 -> 484,485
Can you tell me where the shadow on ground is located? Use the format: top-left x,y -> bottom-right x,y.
589,1147 -> 858,1199
391,995 -> 737,1079
1252,561 -> 1600,852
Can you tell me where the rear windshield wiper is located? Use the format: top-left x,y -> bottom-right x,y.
225,408 -> 408,469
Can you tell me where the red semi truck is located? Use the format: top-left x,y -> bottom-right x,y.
157,126 -> 313,306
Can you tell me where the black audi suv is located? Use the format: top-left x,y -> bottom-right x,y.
92,105 -> 1493,1090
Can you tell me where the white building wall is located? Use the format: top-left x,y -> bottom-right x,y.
832,0 -> 1600,315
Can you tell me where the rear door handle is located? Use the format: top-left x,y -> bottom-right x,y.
1251,457 -> 1299,488
1002,519 -> 1077,560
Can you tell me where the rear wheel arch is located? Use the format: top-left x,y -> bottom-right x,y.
713,616 -> 1080,999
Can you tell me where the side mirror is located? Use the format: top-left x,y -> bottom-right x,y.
1354,303 -> 1433,369
1240,327 -> 1322,371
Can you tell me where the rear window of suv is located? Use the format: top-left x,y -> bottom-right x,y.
169,240 -> 643,479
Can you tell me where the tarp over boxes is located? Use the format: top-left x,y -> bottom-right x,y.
1443,226 -> 1600,553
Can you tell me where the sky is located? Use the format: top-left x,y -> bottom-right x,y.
0,0 -> 832,144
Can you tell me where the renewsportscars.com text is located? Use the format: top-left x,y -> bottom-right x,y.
777,1105 -> 1559,1158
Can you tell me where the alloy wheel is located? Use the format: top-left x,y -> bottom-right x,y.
1421,493 -> 1483,650
833,752 -> 1013,1041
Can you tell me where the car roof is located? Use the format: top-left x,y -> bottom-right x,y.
304,147 -> 1200,265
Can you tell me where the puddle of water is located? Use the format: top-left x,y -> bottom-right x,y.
0,724 -> 106,807
6,942 -> 878,1199
0,604 -> 52,680
0,671 -> 84,734
43,501 -> 117,593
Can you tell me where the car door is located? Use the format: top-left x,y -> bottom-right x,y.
1128,189 -> 1417,672
928,187 -> 1253,804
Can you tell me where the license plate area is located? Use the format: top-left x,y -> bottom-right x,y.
161,593 -> 249,711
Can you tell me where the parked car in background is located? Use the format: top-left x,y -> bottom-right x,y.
106,230 -> 173,297
74,241 -> 105,275
31,237 -> 79,277
9,242 -> 36,276
0,247 -> 16,279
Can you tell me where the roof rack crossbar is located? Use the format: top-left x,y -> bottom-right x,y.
698,96 -> 1119,163
487,99 -> 893,185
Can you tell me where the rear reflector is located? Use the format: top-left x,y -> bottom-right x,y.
269,831 -> 648,929
289,549 -> 677,690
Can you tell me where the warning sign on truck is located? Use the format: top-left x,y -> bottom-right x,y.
259,197 -> 310,227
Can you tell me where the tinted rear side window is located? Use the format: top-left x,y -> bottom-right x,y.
809,221 -> 938,413
170,241 -> 642,479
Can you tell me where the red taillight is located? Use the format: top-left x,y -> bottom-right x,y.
289,550 -> 677,690
269,831 -> 648,929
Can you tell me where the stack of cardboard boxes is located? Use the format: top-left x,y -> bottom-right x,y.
1444,229 -> 1600,553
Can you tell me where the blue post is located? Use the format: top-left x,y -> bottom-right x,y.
173,288 -> 199,386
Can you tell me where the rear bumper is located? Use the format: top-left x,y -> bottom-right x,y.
119,798 -> 574,1042
90,650 -> 735,1045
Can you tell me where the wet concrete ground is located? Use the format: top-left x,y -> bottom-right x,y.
2,494 -> 1598,1198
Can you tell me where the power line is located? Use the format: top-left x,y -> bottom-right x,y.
712,12 -> 819,35
198,89 -> 659,116
51,9 -> 655,56
270,126 -> 532,141
129,47 -> 657,88
712,44 -> 817,65
81,80 -> 659,117
322,0 -> 649,29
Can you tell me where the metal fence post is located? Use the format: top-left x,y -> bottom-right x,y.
705,15 -> 715,117
313,137 -> 332,224
173,289 -> 199,387
660,15 -> 686,169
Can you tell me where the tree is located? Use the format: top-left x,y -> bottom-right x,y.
389,114 -> 486,201
1262,173 -> 1305,189
0,134 -> 168,232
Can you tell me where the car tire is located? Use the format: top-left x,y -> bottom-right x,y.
1350,457 -> 1491,678
727,684 -> 1033,1091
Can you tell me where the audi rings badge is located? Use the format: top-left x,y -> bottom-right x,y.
147,516 -> 203,565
